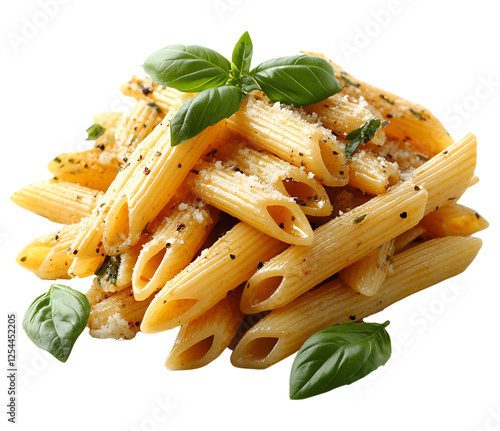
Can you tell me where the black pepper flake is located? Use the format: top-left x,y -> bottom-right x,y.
191,169 -> 199,175
54,234 -> 59,240
135,321 -> 140,327
298,152 -> 304,157
257,262 -> 264,270
140,84 -> 152,96
442,150 -> 448,154
143,167 -> 151,175
339,171 -> 344,175
20,256 -> 27,262
475,212 -> 480,219
177,223 -> 186,231
333,151 -> 339,155
154,151 -> 161,157
165,242 -> 171,248
278,222 -> 285,229
96,144 -> 105,151
349,315 -> 356,321
387,113 -> 393,119
177,163 -> 182,168
73,249 -> 78,255
414,185 -> 420,191
300,160 -> 305,167
96,248 -> 100,253
230,254 -> 236,260
400,211 -> 408,218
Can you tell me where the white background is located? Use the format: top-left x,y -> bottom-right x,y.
1,0 -> 499,430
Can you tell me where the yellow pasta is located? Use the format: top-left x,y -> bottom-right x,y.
166,288 -> 244,370
212,140 -> 332,217
133,197 -> 220,301
231,236 -> 482,369
120,76 -> 194,112
339,239 -> 395,297
304,92 -> 386,146
114,99 -> 163,162
240,181 -> 427,314
421,202 -> 489,237
187,160 -> 314,245
226,94 -> 348,187
10,179 -> 103,224
88,287 -> 153,340
141,222 -> 287,334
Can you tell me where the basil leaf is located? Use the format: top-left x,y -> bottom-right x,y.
85,123 -> 105,140
232,31 -> 253,75
23,284 -> 91,363
143,44 -> 231,92
345,118 -> 381,159
240,74 -> 261,93
250,55 -> 343,106
171,85 -> 245,146
290,321 -> 391,400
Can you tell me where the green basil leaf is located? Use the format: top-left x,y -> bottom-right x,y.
85,123 -> 105,140
240,74 -> 261,93
345,118 -> 381,159
232,31 -> 253,75
143,44 -> 231,92
171,85 -> 245,146
290,321 -> 391,400
23,284 -> 91,363
250,55 -> 343,106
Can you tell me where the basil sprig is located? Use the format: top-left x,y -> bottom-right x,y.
289,321 -> 391,400
143,32 -> 343,146
23,284 -> 91,362
344,118 -> 381,159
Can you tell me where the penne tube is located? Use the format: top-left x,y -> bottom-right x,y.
10,179 -> 103,224
347,149 -> 400,195
410,133 -> 477,215
339,238 -> 395,297
213,141 -> 332,217
119,76 -> 194,112
304,92 -> 386,146
165,287 -> 244,370
47,113 -> 122,192
85,278 -> 116,307
421,202 -> 489,237
133,198 -> 220,301
240,181 -> 428,314
231,236 -> 482,369
226,95 -> 348,187
303,52 -> 454,156
101,120 -> 225,256
16,221 -> 104,279
88,286 -> 153,340
114,100 -> 162,163
140,222 -> 287,334
187,160 -> 314,245
394,224 -> 427,253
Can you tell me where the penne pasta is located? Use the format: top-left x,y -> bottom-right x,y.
10,179 -> 103,224
212,141 -> 332,217
240,181 -> 428,313
187,160 -> 314,245
120,76 -> 194,113
88,286 -> 153,340
421,202 -> 489,237
140,222 -> 287,334
226,94 -> 348,187
231,236 -> 482,369
339,238 -> 395,297
165,287 -> 244,370
133,197 -> 220,301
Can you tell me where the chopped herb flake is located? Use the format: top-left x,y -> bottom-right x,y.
353,214 -> 367,224
85,123 -> 106,141
345,118 -> 381,159
409,108 -> 426,121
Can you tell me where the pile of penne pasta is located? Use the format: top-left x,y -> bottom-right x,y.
12,53 -> 488,370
